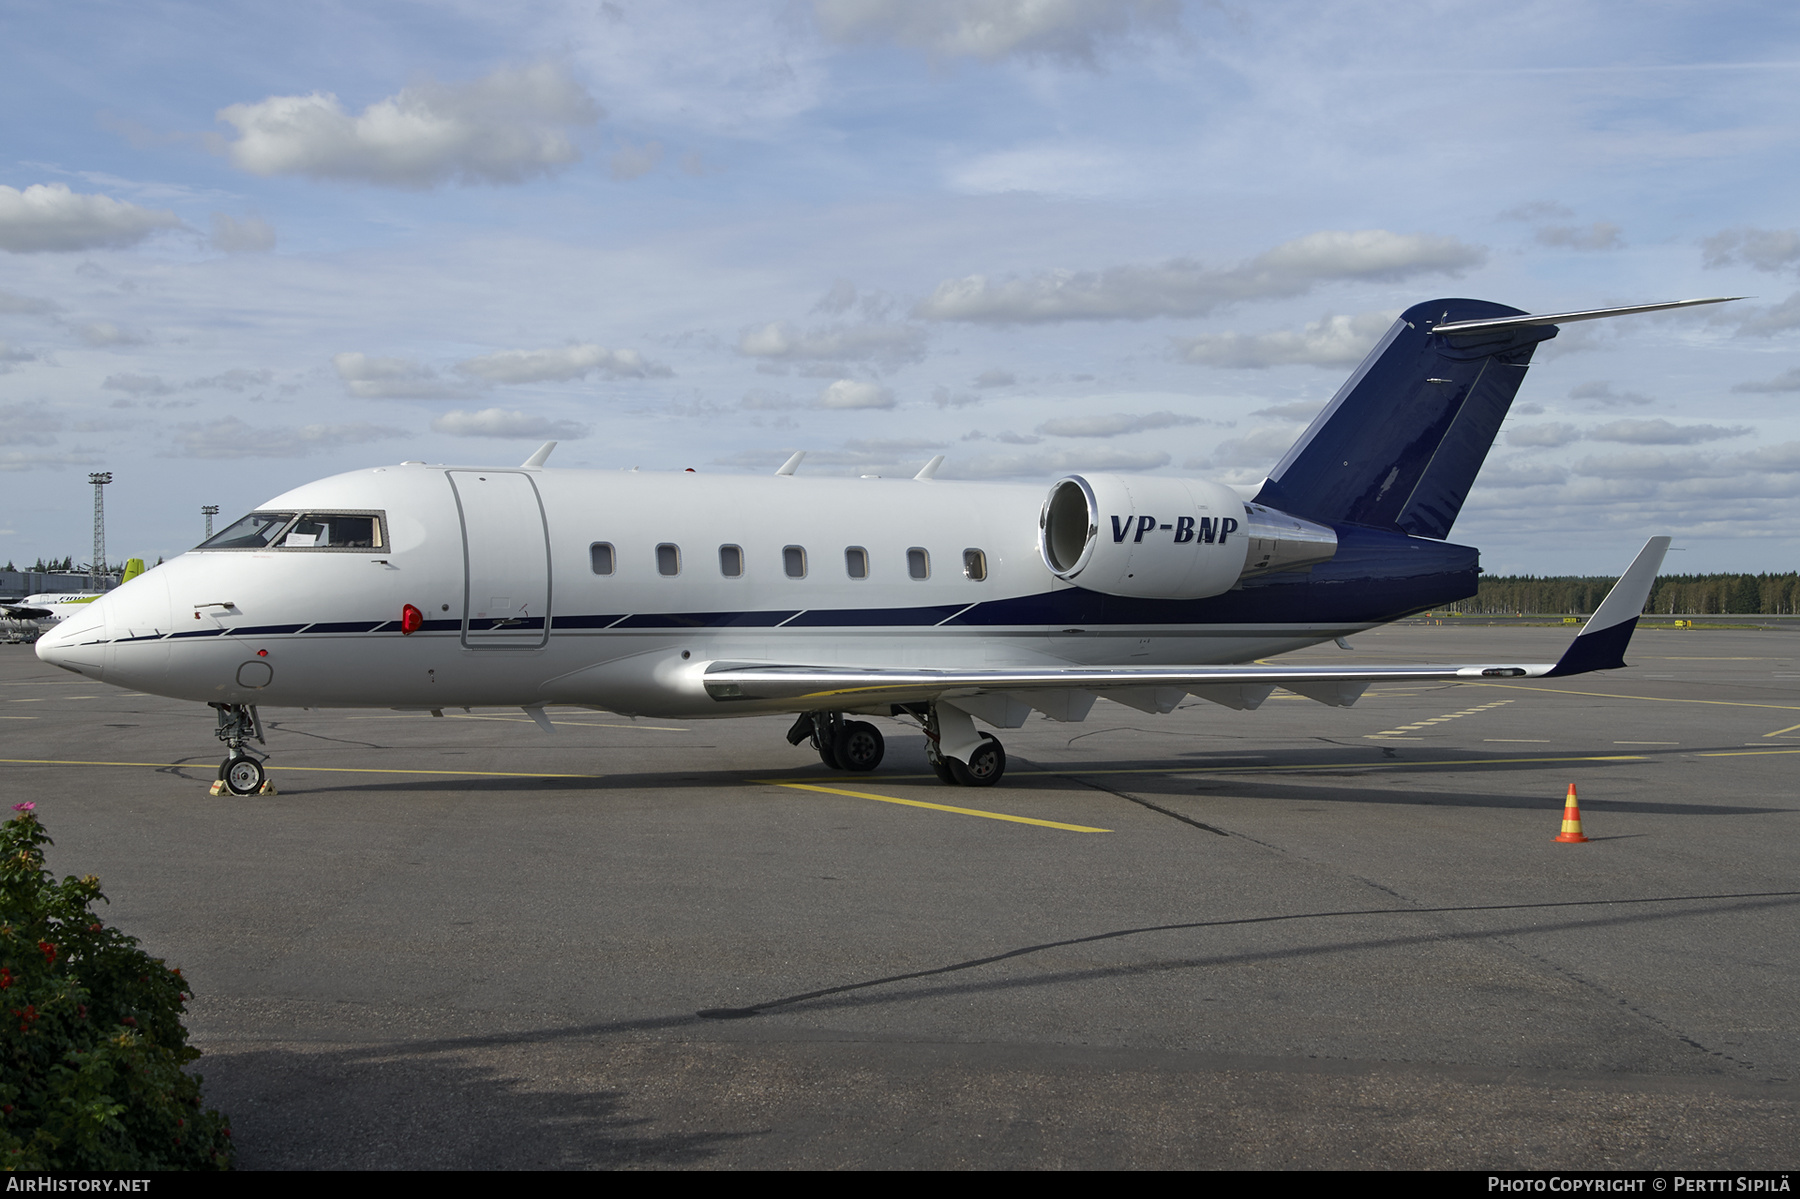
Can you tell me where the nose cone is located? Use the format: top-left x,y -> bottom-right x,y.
36,606 -> 106,678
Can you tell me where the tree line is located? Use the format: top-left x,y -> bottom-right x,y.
1448,572 -> 1800,616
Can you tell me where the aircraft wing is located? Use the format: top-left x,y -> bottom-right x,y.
701,536 -> 1672,715
1,605 -> 52,621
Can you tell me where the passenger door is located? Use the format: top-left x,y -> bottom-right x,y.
448,471 -> 552,649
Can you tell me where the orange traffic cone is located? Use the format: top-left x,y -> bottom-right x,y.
1554,784 -> 1589,843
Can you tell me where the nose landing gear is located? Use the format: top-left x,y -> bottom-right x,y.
210,702 -> 272,796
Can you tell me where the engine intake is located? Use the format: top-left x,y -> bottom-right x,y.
1039,474 -> 1337,600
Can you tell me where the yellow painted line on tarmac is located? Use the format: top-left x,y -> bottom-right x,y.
1464,682 -> 1800,712
1763,722 -> 1800,738
1697,748 -> 1800,759
767,781 -> 1111,833
789,753 -> 1656,785
346,714 -> 692,731
992,753 -> 1651,778
0,757 -> 597,779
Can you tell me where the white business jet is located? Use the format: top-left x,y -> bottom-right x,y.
37,297 -> 1728,796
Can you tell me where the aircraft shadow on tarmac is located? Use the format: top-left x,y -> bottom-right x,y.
157,741 -> 1798,820
197,1040 -> 760,1170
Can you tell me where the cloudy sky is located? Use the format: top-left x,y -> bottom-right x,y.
4,0 -> 1800,575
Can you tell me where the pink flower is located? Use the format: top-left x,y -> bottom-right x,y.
10,803 -> 33,812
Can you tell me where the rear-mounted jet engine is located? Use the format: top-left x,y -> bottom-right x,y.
1038,473 -> 1337,600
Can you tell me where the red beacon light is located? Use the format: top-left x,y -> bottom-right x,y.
400,604 -> 424,635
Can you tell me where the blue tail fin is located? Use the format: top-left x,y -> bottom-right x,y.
1253,299 -> 1553,539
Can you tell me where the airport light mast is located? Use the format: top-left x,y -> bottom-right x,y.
203,504 -> 220,541
88,471 -> 112,590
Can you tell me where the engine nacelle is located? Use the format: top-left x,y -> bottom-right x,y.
1038,474 -> 1337,600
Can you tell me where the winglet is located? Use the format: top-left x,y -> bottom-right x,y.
775,451 -> 805,476
121,558 -> 145,583
914,455 -> 944,480
1544,536 -> 1672,677
521,442 -> 557,469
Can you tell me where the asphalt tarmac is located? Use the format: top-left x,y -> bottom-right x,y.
3,624 -> 1797,1170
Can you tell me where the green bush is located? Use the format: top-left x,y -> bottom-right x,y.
0,803 -> 232,1170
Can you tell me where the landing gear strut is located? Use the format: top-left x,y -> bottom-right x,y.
210,702 -> 269,796
788,712 -> 886,772
917,705 -> 1006,788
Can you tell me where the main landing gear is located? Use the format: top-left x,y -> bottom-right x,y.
918,705 -> 1005,788
787,706 -> 1006,788
210,702 -> 270,796
787,712 -> 886,772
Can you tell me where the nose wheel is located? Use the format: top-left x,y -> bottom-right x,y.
221,755 -> 266,796
210,702 -> 271,796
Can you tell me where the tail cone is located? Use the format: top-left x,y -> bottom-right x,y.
1554,783 -> 1589,843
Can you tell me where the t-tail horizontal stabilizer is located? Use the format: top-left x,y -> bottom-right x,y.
1544,536 -> 1672,678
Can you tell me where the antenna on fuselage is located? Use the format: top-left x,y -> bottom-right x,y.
520,441 -> 557,469
775,451 -> 805,476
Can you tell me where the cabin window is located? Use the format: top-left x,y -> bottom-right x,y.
656,543 -> 680,576
845,546 -> 868,579
907,547 -> 929,580
719,545 -> 743,577
783,546 -> 807,579
962,549 -> 988,581
590,542 -> 615,575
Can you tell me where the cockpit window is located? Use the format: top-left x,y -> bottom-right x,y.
199,512 -> 297,549
279,514 -> 381,549
197,511 -> 384,551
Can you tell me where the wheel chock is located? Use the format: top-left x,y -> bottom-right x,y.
208,780 -> 225,796
1554,783 -> 1589,843
257,780 -> 278,796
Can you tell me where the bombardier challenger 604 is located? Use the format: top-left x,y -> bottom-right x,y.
38,297 -> 1728,795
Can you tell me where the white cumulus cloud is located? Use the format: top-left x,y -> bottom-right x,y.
102,373 -> 173,397
915,231 -> 1483,324
818,379 -> 894,409
431,408 -> 589,438
217,63 -> 602,188
166,415 -> 405,458
812,0 -> 1178,62
1505,422 -> 1581,448
738,320 -> 928,367
333,352 -> 474,399
1703,227 -> 1800,274
1732,368 -> 1800,393
1037,411 -> 1199,438
456,344 -> 671,383
1176,310 -> 1399,369
76,322 -> 147,347
1588,419 -> 1751,445
941,446 -> 1171,480
0,183 -> 181,252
